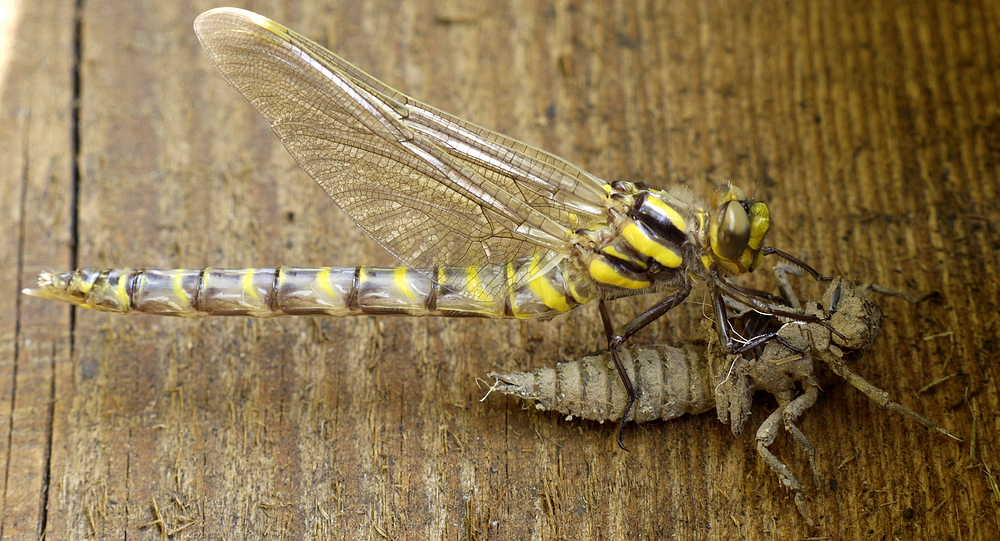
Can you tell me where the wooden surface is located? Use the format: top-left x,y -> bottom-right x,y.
2,0 -> 998,538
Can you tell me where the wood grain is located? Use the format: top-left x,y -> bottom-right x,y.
3,0 -> 998,539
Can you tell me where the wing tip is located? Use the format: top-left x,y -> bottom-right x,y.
195,7 -> 286,39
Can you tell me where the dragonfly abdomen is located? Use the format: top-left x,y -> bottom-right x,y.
26,263 -> 593,319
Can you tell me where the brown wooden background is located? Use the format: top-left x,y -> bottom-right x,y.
2,0 -> 997,539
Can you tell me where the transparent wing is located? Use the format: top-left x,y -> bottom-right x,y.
194,8 -> 611,299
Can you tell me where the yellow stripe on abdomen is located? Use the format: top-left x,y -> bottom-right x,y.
527,273 -> 571,313
241,268 -> 262,302
394,267 -> 418,302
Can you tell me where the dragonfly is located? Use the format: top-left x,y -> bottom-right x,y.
25,8 -> 837,448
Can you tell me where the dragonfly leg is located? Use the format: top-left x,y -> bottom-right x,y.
600,281 -> 693,450
724,281 -> 790,304
712,271 -> 848,348
708,280 -> 801,357
729,330 -> 803,356
762,247 -> 831,282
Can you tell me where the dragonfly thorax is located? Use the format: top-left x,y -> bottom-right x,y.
573,182 -> 770,297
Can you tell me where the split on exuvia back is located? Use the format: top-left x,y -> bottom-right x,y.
26,8 -> 837,448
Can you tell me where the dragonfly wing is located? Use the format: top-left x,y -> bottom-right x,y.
195,8 -> 611,299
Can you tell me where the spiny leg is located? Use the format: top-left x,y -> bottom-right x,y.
780,383 -> 821,483
827,360 -> 962,442
771,263 -> 806,310
724,282 -> 791,305
756,404 -> 815,526
599,300 -> 635,451
600,281 -> 692,450
709,279 -> 804,356
762,247 -> 831,282
712,270 -> 848,348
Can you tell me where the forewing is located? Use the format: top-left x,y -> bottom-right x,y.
194,8 -> 611,299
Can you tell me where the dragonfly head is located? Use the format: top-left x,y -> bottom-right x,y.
701,184 -> 770,276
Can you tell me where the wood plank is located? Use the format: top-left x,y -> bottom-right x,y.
0,1 -> 76,540
3,0 -> 997,538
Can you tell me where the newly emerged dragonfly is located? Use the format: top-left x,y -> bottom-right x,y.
25,8 -> 835,447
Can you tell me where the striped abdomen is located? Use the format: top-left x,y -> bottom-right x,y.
25,261 -> 599,319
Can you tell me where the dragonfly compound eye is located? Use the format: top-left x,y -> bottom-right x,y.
713,201 -> 751,260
